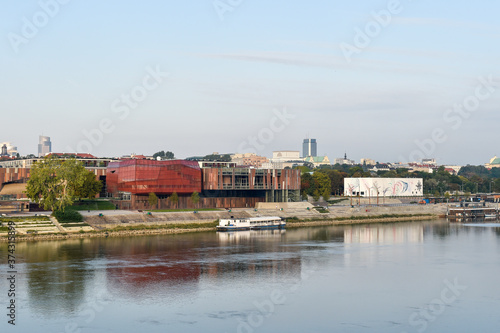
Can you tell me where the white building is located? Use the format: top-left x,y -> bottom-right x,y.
0,142 -> 18,157
38,136 -> 51,157
334,157 -> 355,165
344,178 -> 423,197
360,158 -> 376,166
272,151 -> 300,161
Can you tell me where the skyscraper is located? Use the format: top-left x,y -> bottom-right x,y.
38,136 -> 51,157
302,138 -> 317,157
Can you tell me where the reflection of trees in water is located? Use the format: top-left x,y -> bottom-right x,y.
309,227 -> 344,242
430,222 -> 452,239
20,239 -> 96,316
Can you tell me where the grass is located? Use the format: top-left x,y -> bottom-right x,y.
0,227 -> 8,232
109,220 -> 219,232
16,224 -> 55,228
328,198 -> 348,204
147,208 -> 222,212
312,206 -> 330,213
66,200 -> 116,211
53,210 -> 84,223
61,223 -> 91,228
0,216 -> 50,222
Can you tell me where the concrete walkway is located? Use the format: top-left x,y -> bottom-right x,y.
49,216 -> 66,233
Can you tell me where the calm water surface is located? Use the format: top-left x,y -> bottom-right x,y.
1,220 -> 499,332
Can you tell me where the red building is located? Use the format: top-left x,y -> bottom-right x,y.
106,159 -> 202,195
106,159 -> 301,210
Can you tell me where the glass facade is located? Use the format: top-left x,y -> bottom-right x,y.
302,138 -> 317,157
106,159 -> 202,195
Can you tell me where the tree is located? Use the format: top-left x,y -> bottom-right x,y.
322,189 -> 331,201
148,192 -> 158,209
313,172 -> 331,198
25,157 -> 102,211
153,151 -> 175,160
313,189 -> 321,202
301,172 -> 314,196
169,192 -> 179,209
191,192 -> 200,208
70,167 -> 102,200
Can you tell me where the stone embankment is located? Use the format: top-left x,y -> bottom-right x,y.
1,202 -> 447,242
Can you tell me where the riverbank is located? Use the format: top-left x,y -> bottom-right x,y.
0,212 -> 441,242
286,214 -> 438,228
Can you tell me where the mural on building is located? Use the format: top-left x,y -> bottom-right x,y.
344,178 -> 423,197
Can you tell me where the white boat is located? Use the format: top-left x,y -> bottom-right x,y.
216,216 -> 286,232
485,214 -> 497,219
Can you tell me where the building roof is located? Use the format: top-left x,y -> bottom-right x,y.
48,153 -> 97,159
0,183 -> 26,195
304,156 -> 329,163
489,156 -> 500,165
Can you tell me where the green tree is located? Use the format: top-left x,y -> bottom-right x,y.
323,169 -> 346,196
25,157 -> 102,211
313,172 -> 331,198
72,169 -> 102,201
296,166 -> 311,174
191,191 -> 200,208
153,151 -> 175,160
313,189 -> 321,202
148,192 -> 158,209
25,157 -> 67,211
169,192 -> 179,209
322,188 -> 331,201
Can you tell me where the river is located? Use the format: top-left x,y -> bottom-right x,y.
1,219 -> 499,332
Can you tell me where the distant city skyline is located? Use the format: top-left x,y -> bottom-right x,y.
2,1 -> 499,165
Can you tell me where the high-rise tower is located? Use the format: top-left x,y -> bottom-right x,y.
38,136 -> 51,157
302,138 -> 317,157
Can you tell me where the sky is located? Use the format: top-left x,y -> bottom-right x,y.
1,0 -> 499,165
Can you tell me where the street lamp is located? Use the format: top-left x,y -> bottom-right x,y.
490,180 -> 495,194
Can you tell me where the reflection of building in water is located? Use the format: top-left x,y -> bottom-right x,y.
106,244 -> 201,297
202,230 -> 301,279
344,224 -> 424,244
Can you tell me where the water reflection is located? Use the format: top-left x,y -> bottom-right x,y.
15,239 -> 97,316
344,223 -> 424,244
3,219 -> 500,329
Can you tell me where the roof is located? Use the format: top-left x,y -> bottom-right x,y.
489,156 -> 500,165
0,183 -> 26,195
108,159 -> 201,170
48,153 -> 96,159
304,156 -> 330,163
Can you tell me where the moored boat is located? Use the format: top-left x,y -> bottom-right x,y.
216,216 -> 286,232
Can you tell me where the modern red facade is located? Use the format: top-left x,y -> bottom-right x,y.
107,160 -> 301,209
106,159 -> 202,195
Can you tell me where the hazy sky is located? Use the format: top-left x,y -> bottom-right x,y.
1,0 -> 499,165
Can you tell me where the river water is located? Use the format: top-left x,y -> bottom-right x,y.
1,220 -> 499,332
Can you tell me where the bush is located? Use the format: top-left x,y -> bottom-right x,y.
53,210 -> 83,223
